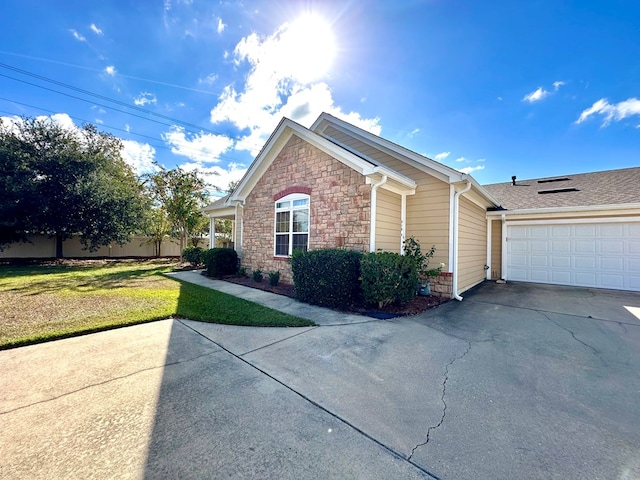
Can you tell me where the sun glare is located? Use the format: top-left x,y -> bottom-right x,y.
282,13 -> 336,83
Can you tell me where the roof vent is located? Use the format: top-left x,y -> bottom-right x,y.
537,177 -> 571,184
511,175 -> 516,186
538,188 -> 580,195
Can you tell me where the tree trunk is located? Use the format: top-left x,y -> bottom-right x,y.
55,234 -> 63,259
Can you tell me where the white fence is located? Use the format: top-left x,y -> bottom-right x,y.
0,235 -> 210,259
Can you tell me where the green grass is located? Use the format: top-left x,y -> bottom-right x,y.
0,260 -> 313,349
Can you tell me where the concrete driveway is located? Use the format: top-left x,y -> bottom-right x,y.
1,280 -> 639,479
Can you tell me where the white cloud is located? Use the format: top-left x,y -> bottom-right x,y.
210,19 -> 379,156
409,128 -> 420,138
553,80 -> 565,90
121,140 -> 158,175
522,87 -> 549,103
180,161 -> 247,193
198,73 -> 218,85
575,97 -> 640,126
455,156 -> 468,163
434,152 -> 450,161
162,126 -> 234,163
134,92 -> 157,106
70,29 -> 86,42
459,164 -> 485,174
125,124 -> 131,133
104,65 -> 116,76
90,24 -> 103,35
216,17 -> 226,34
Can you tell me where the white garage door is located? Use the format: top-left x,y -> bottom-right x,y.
507,221 -> 640,292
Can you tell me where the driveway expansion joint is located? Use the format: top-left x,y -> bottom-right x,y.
408,339 -> 472,461
179,319 -> 443,480
0,348 -> 221,416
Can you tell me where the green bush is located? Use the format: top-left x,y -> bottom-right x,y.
203,248 -> 238,277
252,269 -> 263,282
182,246 -> 204,267
268,270 -> 280,286
360,252 -> 418,308
291,249 -> 362,309
237,266 -> 248,277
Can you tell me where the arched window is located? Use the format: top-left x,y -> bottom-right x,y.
274,193 -> 309,256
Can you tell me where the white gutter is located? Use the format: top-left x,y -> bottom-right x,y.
486,202 -> 640,217
209,217 -> 215,249
452,179 -> 472,301
369,174 -> 388,252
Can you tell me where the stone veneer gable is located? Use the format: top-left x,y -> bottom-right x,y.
241,134 -> 371,283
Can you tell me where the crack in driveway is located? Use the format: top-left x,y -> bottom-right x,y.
408,339 -> 472,461
540,312 -> 606,365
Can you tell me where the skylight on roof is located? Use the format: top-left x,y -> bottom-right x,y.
537,177 -> 571,184
538,188 -> 580,194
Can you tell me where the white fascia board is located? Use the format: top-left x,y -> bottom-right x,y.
204,206 -> 236,217
486,202 -> 640,217
312,113 -> 464,183
229,118 -> 380,203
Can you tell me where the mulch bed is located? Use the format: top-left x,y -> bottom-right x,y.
220,274 -> 447,318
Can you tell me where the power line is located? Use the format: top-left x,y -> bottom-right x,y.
0,104 -> 249,165
0,63 -> 223,135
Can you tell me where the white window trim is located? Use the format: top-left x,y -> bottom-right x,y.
274,193 -> 310,257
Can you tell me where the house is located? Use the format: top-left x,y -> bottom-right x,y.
204,113 -> 640,297
484,168 -> 640,292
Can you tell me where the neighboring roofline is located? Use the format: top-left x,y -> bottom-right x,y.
483,165 -> 640,188
227,117 -> 416,204
311,112 -> 499,206
486,202 -> 640,217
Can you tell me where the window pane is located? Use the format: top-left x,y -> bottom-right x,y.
275,234 -> 289,256
292,233 -> 308,252
275,211 -> 290,233
292,198 -> 309,207
293,210 -> 309,233
276,201 -> 290,209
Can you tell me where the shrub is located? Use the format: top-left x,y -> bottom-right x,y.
268,270 -> 280,286
360,251 -> 418,308
182,246 -> 204,267
252,269 -> 263,282
403,237 -> 445,280
237,266 -> 247,277
291,249 -> 362,309
203,248 -> 238,278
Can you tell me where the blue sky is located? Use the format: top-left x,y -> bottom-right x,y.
1,0 -> 638,195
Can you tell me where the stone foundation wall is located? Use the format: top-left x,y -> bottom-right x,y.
430,272 -> 453,298
241,134 -> 371,284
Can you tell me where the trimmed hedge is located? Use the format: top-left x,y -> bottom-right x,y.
360,251 -> 417,308
291,249 -> 363,309
182,246 -> 204,267
203,248 -> 238,277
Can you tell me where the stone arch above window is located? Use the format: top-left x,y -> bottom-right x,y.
273,186 -> 312,202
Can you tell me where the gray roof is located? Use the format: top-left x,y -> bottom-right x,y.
483,167 -> 640,210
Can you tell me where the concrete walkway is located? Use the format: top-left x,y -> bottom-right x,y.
2,278 -> 639,479
166,270 -> 379,325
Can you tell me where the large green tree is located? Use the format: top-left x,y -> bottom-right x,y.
144,168 -> 209,256
0,116 -> 148,257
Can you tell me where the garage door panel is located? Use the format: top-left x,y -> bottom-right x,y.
600,241 -> 624,254
576,240 -> 596,254
551,256 -> 571,268
507,221 -> 640,292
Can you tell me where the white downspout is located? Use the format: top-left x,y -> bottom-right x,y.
400,193 -> 407,253
369,174 -> 388,252
452,179 -> 472,301
209,217 -> 215,249
486,218 -> 492,280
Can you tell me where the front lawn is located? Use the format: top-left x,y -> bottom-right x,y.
0,260 -> 313,349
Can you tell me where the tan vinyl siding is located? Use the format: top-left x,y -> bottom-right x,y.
324,125 -> 451,265
458,196 -> 488,292
376,189 -> 402,252
491,219 -> 502,279
405,174 -> 451,269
